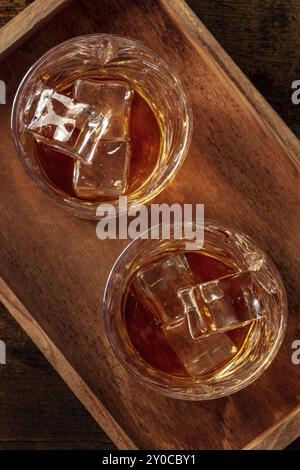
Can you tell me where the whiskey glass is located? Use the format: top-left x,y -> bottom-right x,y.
11,34 -> 192,219
104,221 -> 287,400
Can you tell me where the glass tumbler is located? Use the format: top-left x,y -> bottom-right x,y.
104,222 -> 287,400
11,34 -> 192,219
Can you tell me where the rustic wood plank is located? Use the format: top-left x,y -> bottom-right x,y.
186,0 -> 300,139
0,0 -> 300,449
0,279 -> 134,450
244,404 -> 300,450
0,0 -> 33,27
0,0 -> 70,59
0,301 -> 114,450
161,0 -> 300,168
0,1 -> 34,27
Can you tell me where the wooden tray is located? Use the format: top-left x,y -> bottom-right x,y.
0,0 -> 300,450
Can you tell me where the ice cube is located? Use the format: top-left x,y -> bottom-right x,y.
73,141 -> 130,198
134,257 -> 265,376
74,79 -> 133,141
177,286 -> 208,339
27,88 -> 97,162
134,254 -> 237,376
135,258 -> 265,336
196,271 -> 264,332
135,254 -> 197,326
186,333 -> 238,376
200,280 -> 224,304
27,82 -> 134,195
163,321 -> 237,376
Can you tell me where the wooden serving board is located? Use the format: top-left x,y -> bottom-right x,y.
0,0 -> 300,450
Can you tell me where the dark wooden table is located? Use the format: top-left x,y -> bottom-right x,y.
0,0 -> 299,450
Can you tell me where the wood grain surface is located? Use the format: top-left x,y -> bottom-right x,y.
187,0 -> 300,139
0,0 -> 33,26
0,0 -> 70,59
0,302 -> 114,450
0,0 -> 300,450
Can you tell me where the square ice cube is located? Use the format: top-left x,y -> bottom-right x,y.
200,280 -> 224,304
197,271 -> 264,332
177,287 -> 208,339
186,333 -> 237,376
74,79 -> 133,141
163,321 -> 237,376
134,254 -> 197,326
73,140 -> 130,198
133,257 -> 254,377
27,88 -> 97,162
